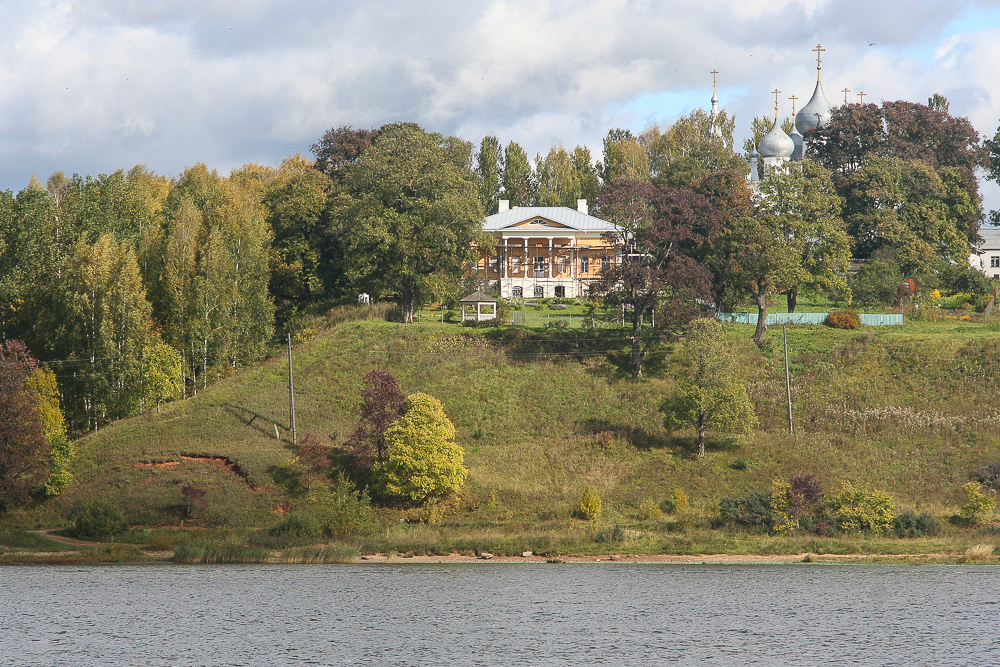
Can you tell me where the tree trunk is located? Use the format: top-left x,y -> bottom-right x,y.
629,309 -> 644,377
752,290 -> 768,348
401,284 -> 415,324
787,288 -> 798,314
697,408 -> 706,457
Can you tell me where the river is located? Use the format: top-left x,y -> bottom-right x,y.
2,563 -> 998,666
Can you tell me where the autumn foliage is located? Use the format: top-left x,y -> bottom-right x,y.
0,340 -> 50,513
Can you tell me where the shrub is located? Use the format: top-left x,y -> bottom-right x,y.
638,498 -> 662,520
718,491 -> 774,530
893,511 -> 940,538
444,310 -> 459,323
826,309 -> 860,329
960,482 -> 997,522
595,524 -> 625,543
69,501 -> 127,540
659,488 -> 688,515
577,488 -> 602,522
271,512 -> 324,539
827,485 -> 896,535
180,482 -> 208,518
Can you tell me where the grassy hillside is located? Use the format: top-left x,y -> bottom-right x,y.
4,308 -> 1000,562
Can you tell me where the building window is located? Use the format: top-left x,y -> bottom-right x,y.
533,255 -> 546,277
512,286 -> 523,298
511,256 -> 521,273
557,257 -> 566,274
534,285 -> 544,298
580,256 -> 589,273
601,256 -> 609,270
555,286 -> 565,298
991,256 -> 999,268
489,256 -> 499,273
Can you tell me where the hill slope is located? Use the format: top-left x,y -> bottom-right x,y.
6,314 -> 1000,559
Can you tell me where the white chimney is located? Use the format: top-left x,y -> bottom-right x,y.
498,199 -> 510,213
577,199 -> 588,215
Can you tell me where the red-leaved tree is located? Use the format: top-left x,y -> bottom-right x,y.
347,370 -> 406,469
591,180 -> 723,376
0,340 -> 50,513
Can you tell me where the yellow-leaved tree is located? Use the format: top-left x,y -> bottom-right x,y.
374,393 -> 467,503
23,367 -> 73,495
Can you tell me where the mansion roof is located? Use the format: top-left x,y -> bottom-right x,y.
482,206 -> 619,234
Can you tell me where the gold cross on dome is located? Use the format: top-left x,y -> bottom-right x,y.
772,89 -> 782,120
711,69 -> 719,93
857,90 -> 867,103
813,43 -> 826,81
789,94 -> 799,115
842,87 -> 851,104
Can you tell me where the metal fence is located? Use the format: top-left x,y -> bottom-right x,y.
716,312 -> 904,326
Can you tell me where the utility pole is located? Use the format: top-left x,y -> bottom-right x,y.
287,333 -> 297,447
783,325 -> 793,434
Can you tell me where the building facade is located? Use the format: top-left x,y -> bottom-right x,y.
970,228 -> 1000,280
473,199 -> 620,299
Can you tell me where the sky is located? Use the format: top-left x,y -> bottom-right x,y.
4,0 -> 1000,210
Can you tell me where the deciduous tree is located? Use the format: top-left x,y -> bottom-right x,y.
660,319 -> 757,457
330,123 -> 490,323
0,340 -> 49,513
347,369 -> 406,469
374,392 -> 467,503
590,180 -> 722,376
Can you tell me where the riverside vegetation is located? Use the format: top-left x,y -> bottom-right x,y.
3,303 -> 1000,564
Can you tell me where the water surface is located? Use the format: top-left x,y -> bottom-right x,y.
3,563 -> 997,666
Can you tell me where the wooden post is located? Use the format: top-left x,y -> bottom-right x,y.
287,333 -> 297,447
783,325 -> 793,434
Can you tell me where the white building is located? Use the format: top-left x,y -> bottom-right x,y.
474,199 -> 621,299
970,228 -> 1000,280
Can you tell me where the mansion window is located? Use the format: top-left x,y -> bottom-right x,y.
579,256 -> 589,273
534,285 -> 544,297
533,256 -> 546,276
511,256 -> 521,273
512,286 -> 523,298
991,256 -> 999,268
489,256 -> 499,273
601,256 -> 609,270
557,257 -> 566,274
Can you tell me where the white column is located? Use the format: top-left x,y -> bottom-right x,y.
548,238 -> 553,278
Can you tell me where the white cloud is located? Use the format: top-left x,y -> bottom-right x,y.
2,0 -> 1000,210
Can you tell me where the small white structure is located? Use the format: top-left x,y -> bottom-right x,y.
459,290 -> 497,322
970,228 -> 1000,280
358,293 -> 371,305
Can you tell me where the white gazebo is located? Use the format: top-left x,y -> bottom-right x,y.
459,291 -> 497,322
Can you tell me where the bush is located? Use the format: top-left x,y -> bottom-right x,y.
444,310 -> 459,323
595,524 -> 624,543
69,501 -> 128,540
893,511 -> 940,538
577,488 -> 602,522
659,488 -> 688,515
271,512 -> 324,539
638,498 -> 662,520
718,491 -> 774,530
827,485 -> 896,535
960,482 -> 997,522
826,309 -> 860,329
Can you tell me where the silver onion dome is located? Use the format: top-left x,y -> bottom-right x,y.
758,120 -> 795,159
795,79 -> 833,135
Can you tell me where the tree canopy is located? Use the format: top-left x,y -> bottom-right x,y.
330,123 -> 491,323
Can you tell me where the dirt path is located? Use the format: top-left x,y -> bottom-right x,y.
28,529 -> 102,548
